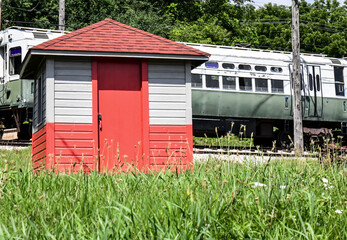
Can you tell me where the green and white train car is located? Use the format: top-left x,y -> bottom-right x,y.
186,43 -> 347,145
0,27 -> 65,139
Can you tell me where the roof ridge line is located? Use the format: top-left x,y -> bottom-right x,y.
108,20 -> 209,56
36,20 -> 110,49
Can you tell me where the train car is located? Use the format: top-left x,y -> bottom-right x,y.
185,43 -> 347,146
0,26 -> 66,140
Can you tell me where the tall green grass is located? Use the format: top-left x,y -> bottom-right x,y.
0,148 -> 346,239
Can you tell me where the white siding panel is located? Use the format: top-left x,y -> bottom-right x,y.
148,64 -> 185,72
55,92 -> 92,100
148,78 -> 185,85
149,72 -> 186,79
55,61 -> 91,69
54,58 -> 92,123
55,83 -> 92,92
55,108 -> 92,116
55,76 -> 92,82
149,102 -> 186,110
148,61 -> 188,125
149,110 -> 186,118
149,86 -> 186,94
149,94 -> 186,102
149,118 -> 187,125
55,69 -> 91,77
55,99 -> 92,108
55,115 -> 92,123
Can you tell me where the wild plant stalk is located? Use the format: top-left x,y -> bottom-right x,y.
0,148 -> 345,239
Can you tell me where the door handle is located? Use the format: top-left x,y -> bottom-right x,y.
98,113 -> 102,130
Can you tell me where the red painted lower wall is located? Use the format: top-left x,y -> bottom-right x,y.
148,125 -> 193,171
54,123 -> 96,172
32,123 -> 192,173
32,125 -> 46,170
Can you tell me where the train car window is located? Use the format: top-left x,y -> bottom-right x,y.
223,76 -> 236,90
255,79 -> 268,92
222,63 -> 235,69
239,77 -> 252,91
206,75 -> 219,89
238,64 -> 251,70
33,32 -> 49,39
334,66 -> 344,96
316,75 -> 320,92
271,80 -> 284,93
191,74 -> 202,88
271,67 -> 283,73
205,62 -> 219,68
31,82 -> 35,94
309,74 -> 313,91
9,47 -> 22,75
255,66 -> 267,72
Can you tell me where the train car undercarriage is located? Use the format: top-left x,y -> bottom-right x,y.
193,117 -> 347,148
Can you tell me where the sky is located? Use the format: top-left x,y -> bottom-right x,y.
252,0 -> 345,7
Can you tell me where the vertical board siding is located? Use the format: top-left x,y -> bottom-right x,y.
149,125 -> 193,168
33,68 -> 46,133
54,123 -> 95,170
32,126 -> 46,170
148,61 -> 189,125
54,58 -> 92,123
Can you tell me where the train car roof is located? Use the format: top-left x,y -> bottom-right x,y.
183,43 -> 346,67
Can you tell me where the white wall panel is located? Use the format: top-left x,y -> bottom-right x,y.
54,58 -> 92,123
148,61 -> 191,125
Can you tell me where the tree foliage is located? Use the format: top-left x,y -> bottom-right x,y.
1,0 -> 346,57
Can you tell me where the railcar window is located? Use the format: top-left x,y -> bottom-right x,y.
191,74 -> 202,88
238,64 -> 251,70
255,66 -> 267,72
222,63 -> 235,69
239,77 -> 252,91
309,74 -> 313,91
205,62 -> 218,68
255,79 -> 268,92
271,67 -> 283,73
9,47 -> 22,75
271,80 -> 284,93
206,75 -> 219,89
334,66 -> 344,96
316,75 -> 320,92
223,76 -> 236,90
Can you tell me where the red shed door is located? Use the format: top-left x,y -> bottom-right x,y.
97,59 -> 143,171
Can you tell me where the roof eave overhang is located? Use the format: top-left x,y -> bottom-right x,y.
32,49 -> 209,61
21,49 -> 209,78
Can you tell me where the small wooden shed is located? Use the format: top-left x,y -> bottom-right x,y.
21,19 -> 209,172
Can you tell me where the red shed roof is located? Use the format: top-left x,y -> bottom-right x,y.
31,18 -> 209,57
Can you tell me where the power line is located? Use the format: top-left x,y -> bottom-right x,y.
1,3 -> 38,12
3,19 -> 77,29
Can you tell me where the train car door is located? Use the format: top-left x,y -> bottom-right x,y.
306,65 -> 323,117
97,59 -> 143,172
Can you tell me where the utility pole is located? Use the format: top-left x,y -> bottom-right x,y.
59,0 -> 65,31
292,0 -> 303,155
